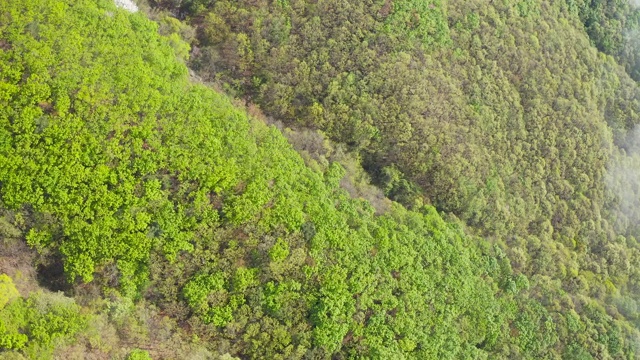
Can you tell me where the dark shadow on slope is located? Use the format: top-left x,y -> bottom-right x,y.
36,254 -> 71,293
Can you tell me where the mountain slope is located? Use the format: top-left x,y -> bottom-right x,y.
0,0 -> 517,358
1,0 -> 640,359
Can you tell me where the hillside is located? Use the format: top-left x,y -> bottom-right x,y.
1,0 -> 640,359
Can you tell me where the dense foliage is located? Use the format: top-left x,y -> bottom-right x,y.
0,0 -> 514,358
160,0 -> 640,357
2,0 -> 640,358
569,0 -> 640,81
0,275 -> 86,359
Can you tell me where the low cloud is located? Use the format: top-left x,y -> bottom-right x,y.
606,125 -> 640,235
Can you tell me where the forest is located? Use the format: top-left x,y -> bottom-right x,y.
2,0 -> 640,358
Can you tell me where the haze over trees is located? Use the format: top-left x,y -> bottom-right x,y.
2,0 -> 640,358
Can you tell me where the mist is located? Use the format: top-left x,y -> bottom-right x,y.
606,125 -> 640,235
